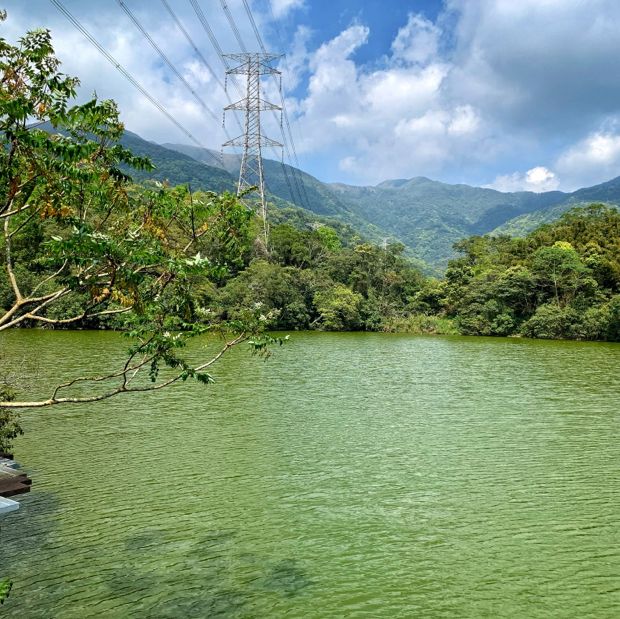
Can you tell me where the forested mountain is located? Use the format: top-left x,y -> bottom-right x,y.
7,105 -> 620,343
119,132 -> 234,193
328,178 -> 567,267
128,135 -> 620,269
163,142 -> 388,243
493,177 -> 620,237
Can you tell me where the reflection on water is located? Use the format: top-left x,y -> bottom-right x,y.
1,331 -> 619,617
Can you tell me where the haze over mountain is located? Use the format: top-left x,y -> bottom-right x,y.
121,131 -> 620,269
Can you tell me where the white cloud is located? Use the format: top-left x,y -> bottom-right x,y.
7,0 -> 620,188
2,0 -> 261,150
279,25 -> 311,91
391,13 -> 441,66
448,105 -> 480,135
287,0 -> 620,185
555,131 -> 620,189
362,64 -> 449,117
487,166 -> 560,193
292,20 -> 491,183
446,0 -> 620,131
270,0 -> 305,20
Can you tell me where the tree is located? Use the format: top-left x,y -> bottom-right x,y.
0,26 -> 277,412
530,241 -> 594,307
314,284 -> 364,330
0,23 -> 289,605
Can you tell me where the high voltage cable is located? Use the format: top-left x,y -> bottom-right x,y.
265,0 -> 311,206
281,106 -> 310,206
189,0 -> 227,63
219,0 -> 248,53
159,0 -> 244,136
49,0 -> 221,166
232,0 -> 306,207
115,0 -> 223,129
189,0 -> 284,196
239,0 -> 309,208
188,0 -> 259,191
189,0 -> 308,209
239,0 -> 309,206
241,0 -> 266,53
160,0 -> 223,92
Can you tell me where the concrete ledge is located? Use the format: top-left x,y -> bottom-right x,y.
0,496 -> 19,515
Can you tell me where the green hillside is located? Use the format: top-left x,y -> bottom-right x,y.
493,201 -> 620,237
163,142 -> 395,247
145,137 -> 620,269
326,178 -> 570,267
119,132 -> 234,193
124,135 -> 387,250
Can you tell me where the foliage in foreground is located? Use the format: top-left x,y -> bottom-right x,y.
0,26 -> 276,416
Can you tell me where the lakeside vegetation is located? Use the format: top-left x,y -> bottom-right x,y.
210,203 -> 620,339
3,191 -> 619,341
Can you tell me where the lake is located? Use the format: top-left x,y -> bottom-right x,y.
0,331 -> 619,618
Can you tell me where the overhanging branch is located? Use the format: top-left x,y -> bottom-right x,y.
0,333 -> 247,409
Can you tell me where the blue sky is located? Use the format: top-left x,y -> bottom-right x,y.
275,0 -> 443,66
4,1 -> 620,191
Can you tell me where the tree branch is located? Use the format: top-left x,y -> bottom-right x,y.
0,287 -> 69,331
28,259 -> 69,296
0,333 -> 247,409
0,202 -> 34,220
24,306 -> 131,326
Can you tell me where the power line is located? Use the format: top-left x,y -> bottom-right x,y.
219,0 -> 248,53
49,0 -> 220,165
281,106 -> 311,206
133,0 -> 308,209
115,0 -> 223,128
188,0 -> 309,209
242,0 -> 266,53
223,53 -> 283,245
189,0 -> 227,63
191,1 -> 292,205
159,0 -> 223,92
265,0 -> 312,206
159,0 -> 244,137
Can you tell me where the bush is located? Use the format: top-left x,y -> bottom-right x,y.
314,285 -> 364,330
521,303 -> 580,339
607,295 -> 620,341
0,384 -> 23,453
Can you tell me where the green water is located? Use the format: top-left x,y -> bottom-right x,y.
0,331 -> 619,618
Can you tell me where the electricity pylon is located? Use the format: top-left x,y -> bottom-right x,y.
223,53 -> 282,246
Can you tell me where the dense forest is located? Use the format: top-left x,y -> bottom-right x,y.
3,190 -> 619,341
203,203 -> 620,340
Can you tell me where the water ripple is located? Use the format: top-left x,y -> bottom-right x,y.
0,331 -> 618,617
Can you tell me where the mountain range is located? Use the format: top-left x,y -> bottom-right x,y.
119,130 -> 620,270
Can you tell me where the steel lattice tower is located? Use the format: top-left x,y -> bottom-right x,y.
223,53 -> 282,245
